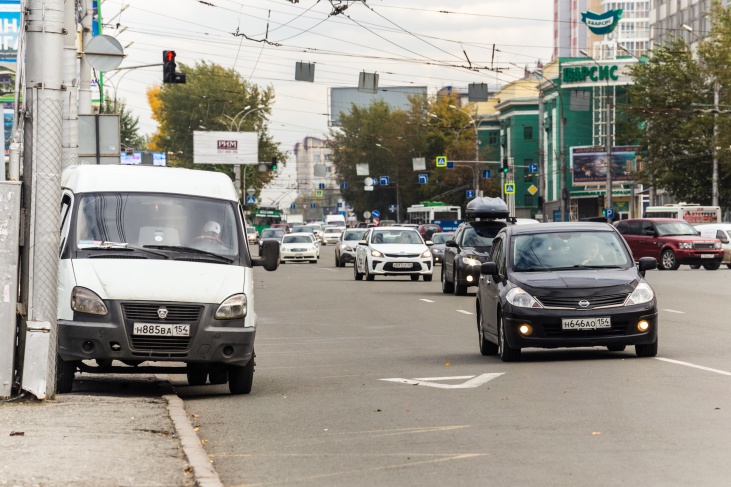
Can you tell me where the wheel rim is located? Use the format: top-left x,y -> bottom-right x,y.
662,251 -> 674,269
498,317 -> 504,355
478,314 -> 485,345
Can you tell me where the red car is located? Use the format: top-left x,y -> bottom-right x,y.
614,218 -> 723,270
418,223 -> 442,241
271,223 -> 290,234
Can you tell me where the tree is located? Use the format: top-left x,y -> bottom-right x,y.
102,94 -> 147,151
146,62 -> 286,200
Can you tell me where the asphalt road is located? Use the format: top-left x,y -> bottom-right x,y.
171,244 -> 731,487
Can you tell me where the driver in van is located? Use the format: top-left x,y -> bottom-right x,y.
193,220 -> 225,246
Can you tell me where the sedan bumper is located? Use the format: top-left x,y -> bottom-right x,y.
369,258 -> 433,275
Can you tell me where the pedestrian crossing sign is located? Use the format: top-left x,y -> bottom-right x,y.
504,183 -> 515,194
315,189 -> 324,197
436,155 -> 447,167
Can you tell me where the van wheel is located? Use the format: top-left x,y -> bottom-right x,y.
186,364 -> 207,386
703,262 -> 721,270
208,367 -> 228,385
441,265 -> 454,293
56,355 -> 78,394
229,352 -> 255,395
659,249 -> 679,270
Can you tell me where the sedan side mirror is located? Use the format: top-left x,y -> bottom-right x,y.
637,256 -> 657,276
480,261 -> 498,276
425,240 -> 433,246
445,240 -> 458,248
252,240 -> 279,271
358,240 -> 367,246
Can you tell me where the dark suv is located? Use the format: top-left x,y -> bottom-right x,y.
442,197 -> 514,295
614,218 -> 723,270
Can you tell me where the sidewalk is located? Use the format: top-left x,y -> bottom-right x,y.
0,374 -> 217,487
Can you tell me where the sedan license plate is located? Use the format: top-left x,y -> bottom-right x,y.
133,323 -> 190,337
393,263 -> 413,269
295,253 -> 304,258
561,317 -> 610,331
701,254 -> 714,259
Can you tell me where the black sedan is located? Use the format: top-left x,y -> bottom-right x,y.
442,220 -> 506,295
429,232 -> 454,264
476,222 -> 658,361
257,228 -> 286,253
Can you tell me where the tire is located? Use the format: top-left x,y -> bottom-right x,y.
186,366 -> 207,386
441,265 -> 454,293
354,260 -> 364,280
727,264 -> 731,269
454,269 -> 467,296
208,368 -> 228,385
365,263 -> 375,281
423,274 -> 433,282
229,351 -> 255,395
659,249 -> 680,270
56,356 -> 78,394
607,344 -> 626,352
703,262 -> 721,271
310,260 -> 317,264
498,314 -> 521,362
689,264 -> 701,270
635,339 -> 658,358
335,255 -> 342,267
478,312 -> 498,356
411,275 -> 419,281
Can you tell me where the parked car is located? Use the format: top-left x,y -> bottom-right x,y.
321,226 -> 345,246
442,197 -> 512,295
257,228 -> 286,248
354,227 -> 433,281
476,222 -> 659,361
418,223 -> 442,241
280,233 -> 320,263
246,226 -> 258,245
614,218 -> 723,270
335,228 -> 368,267
429,232 -> 454,264
692,223 -> 731,269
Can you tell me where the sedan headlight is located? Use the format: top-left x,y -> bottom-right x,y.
463,257 -> 481,266
506,287 -> 543,308
71,287 -> 108,315
625,283 -> 654,305
215,294 -> 247,320
431,248 -> 442,254
371,249 -> 384,257
420,249 -> 432,258
678,242 -> 693,249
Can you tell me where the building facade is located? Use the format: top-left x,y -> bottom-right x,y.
292,136 -> 340,220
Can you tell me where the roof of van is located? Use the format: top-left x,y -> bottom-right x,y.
61,165 -> 238,201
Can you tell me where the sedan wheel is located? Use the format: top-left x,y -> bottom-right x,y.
423,273 -> 433,282
411,275 -> 419,281
441,265 -> 454,293
635,339 -> 658,357
606,344 -> 626,352
365,263 -> 375,281
660,249 -> 679,270
454,269 -> 467,296
354,260 -> 363,280
478,312 -> 498,356
498,314 -> 521,362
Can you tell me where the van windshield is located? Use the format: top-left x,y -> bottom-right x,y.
74,193 -> 240,257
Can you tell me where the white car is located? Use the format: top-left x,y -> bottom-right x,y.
280,233 -> 320,263
354,227 -> 433,281
335,228 -> 368,267
321,226 -> 345,245
305,223 -> 324,242
246,226 -> 258,244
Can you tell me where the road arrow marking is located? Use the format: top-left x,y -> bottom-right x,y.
380,373 -> 504,389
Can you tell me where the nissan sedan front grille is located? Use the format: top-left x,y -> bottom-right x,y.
536,293 -> 629,309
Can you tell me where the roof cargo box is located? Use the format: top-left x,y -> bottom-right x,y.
465,197 -> 510,220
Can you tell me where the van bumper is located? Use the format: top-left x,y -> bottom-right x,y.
58,302 -> 255,367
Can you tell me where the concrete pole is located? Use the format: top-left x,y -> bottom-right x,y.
79,0 -> 93,114
606,91 -> 613,223
712,80 -> 719,207
559,106 -> 566,222
62,0 -> 78,169
538,87 -> 546,221
21,0 -> 65,399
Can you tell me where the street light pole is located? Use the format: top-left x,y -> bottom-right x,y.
449,104 -> 480,194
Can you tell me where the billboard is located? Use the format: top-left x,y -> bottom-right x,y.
193,131 -> 258,165
329,86 -> 427,127
571,146 -> 640,185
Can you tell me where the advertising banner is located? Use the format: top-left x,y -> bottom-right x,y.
193,131 -> 258,165
571,146 -> 640,185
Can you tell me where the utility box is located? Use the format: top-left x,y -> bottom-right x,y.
0,181 -> 21,398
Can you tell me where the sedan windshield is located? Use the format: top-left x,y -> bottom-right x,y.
75,192 -> 240,257
343,230 -> 367,241
655,221 -> 699,237
512,231 -> 631,271
283,235 -> 314,244
431,233 -> 454,244
261,229 -> 284,238
371,229 -> 423,244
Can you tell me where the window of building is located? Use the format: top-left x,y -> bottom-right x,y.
524,126 -> 533,140
488,132 -> 498,145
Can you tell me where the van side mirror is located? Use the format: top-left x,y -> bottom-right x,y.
252,240 -> 279,271
480,261 -> 498,276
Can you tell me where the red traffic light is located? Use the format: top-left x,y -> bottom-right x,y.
164,50 -> 176,62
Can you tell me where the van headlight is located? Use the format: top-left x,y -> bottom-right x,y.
71,287 -> 108,315
506,287 -> 543,308
625,283 -> 654,305
215,294 -> 247,319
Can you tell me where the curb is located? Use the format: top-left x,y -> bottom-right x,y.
163,392 -> 223,487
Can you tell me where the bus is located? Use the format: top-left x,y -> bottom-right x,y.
643,203 -> 720,224
406,202 -> 462,231
251,206 -> 283,234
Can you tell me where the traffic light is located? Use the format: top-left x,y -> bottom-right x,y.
271,157 -> 278,170
501,158 -> 509,174
597,194 -> 605,208
163,50 -> 186,84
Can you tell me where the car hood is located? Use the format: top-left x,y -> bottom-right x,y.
659,235 -> 718,243
71,259 -> 245,303
510,267 -> 640,295
461,247 -> 491,261
371,243 -> 428,254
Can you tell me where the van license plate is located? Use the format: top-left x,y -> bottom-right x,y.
133,323 -> 190,336
561,317 -> 610,330
393,263 -> 413,268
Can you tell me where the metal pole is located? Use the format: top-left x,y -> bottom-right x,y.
538,86 -> 546,221
79,0 -> 93,114
61,0 -> 78,170
606,91 -> 613,223
712,80 -> 719,207
559,106 -> 566,221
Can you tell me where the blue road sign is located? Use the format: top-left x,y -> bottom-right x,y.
389,205 -> 397,213
447,161 -> 454,169
436,155 -> 447,167
418,173 -> 428,184
466,190 -> 475,198
318,183 -> 325,189
605,208 -> 615,219
482,169 -> 492,179
380,176 -> 389,186
372,209 -> 381,219
310,203 -> 317,209
341,182 -> 348,189
290,203 -> 296,209
246,196 -> 256,205
528,163 -> 539,174
372,178 -> 379,186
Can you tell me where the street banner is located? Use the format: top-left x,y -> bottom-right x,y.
571,145 -> 640,185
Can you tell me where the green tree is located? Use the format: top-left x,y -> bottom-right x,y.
102,94 -> 147,151
147,62 -> 286,201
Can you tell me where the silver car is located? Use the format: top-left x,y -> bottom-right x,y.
335,228 -> 367,267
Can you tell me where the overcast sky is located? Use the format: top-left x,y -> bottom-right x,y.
102,0 -> 554,207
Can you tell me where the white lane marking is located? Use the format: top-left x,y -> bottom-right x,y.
317,268 -> 336,272
380,373 -> 504,389
662,309 -> 685,314
420,299 -> 435,303
655,358 -> 731,376
456,310 -> 473,315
